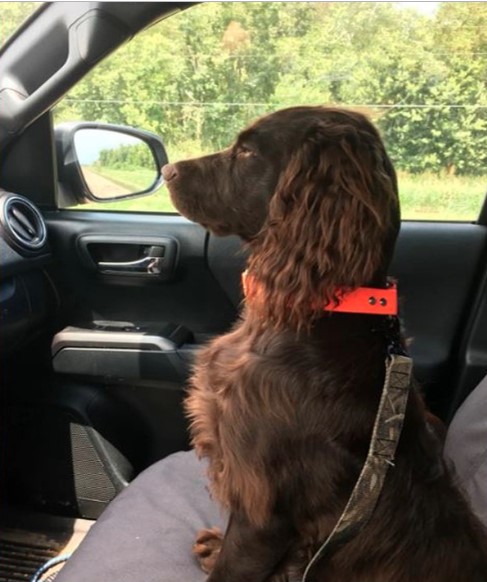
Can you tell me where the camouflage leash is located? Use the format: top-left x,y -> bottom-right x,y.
301,353 -> 413,582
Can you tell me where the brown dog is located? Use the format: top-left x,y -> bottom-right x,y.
163,107 -> 487,582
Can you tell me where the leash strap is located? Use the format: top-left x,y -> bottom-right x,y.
301,354 -> 413,582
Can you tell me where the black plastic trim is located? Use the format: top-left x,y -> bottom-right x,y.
477,190 -> 487,226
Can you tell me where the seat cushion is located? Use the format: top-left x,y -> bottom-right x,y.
444,375 -> 487,529
55,450 -> 227,582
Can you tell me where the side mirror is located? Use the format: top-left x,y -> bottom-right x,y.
55,123 -> 168,203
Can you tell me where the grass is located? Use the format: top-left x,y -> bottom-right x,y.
70,151 -> 487,221
398,172 -> 486,221
87,166 -> 158,193
77,166 -> 175,212
78,186 -> 175,212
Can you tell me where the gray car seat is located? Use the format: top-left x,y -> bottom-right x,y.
55,377 -> 487,581
54,451 -> 227,582
444,375 -> 487,530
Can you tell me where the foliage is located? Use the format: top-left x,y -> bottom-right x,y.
377,3 -> 487,176
0,2 -> 41,47
96,143 -> 155,170
49,2 -> 487,178
3,2 -> 486,218
76,170 -> 486,222
76,143 -> 486,222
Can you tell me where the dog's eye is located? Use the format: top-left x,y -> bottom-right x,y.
236,146 -> 256,158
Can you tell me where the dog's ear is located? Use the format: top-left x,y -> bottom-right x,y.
247,116 -> 399,330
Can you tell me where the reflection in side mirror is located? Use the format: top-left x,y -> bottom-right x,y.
74,129 -> 159,200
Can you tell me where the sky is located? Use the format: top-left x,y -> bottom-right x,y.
74,130 -> 144,164
396,2 -> 440,16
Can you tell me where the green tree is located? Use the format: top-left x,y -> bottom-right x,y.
97,143 -> 154,170
378,3 -> 487,175
13,1 -> 486,177
0,3 -> 41,47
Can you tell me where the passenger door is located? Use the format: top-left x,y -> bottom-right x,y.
2,1 -> 487,521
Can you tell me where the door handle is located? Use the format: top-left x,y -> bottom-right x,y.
78,235 -> 178,280
98,256 -> 163,275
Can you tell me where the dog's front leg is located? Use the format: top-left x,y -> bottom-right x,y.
206,511 -> 294,582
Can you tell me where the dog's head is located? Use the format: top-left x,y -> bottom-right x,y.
164,107 -> 400,328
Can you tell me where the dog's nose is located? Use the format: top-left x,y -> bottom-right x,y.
162,164 -> 178,182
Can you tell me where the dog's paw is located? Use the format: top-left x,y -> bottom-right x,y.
193,527 -> 224,574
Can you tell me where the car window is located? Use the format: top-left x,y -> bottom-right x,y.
1,2 -> 43,48
53,1 -> 487,220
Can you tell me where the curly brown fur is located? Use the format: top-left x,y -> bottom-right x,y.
164,106 -> 487,582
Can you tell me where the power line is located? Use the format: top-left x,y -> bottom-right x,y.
109,51 -> 487,60
63,99 -> 487,108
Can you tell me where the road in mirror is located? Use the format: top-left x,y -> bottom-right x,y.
74,129 -> 158,199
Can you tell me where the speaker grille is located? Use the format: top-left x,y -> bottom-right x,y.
70,423 -> 117,504
3,405 -> 131,519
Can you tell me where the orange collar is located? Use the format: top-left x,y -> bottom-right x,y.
242,271 -> 398,316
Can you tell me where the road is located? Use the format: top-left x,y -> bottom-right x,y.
81,168 -> 134,199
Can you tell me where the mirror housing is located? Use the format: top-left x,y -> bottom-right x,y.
55,122 -> 168,204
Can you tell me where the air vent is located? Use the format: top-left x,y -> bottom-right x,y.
0,193 -> 47,254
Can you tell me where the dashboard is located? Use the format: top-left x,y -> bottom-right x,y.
0,190 -> 53,354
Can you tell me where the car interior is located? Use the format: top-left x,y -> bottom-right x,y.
1,2 -> 487,580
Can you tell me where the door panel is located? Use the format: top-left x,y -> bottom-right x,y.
8,209 -> 486,519
449,264 -> 487,419
53,215 -> 487,410
391,222 -> 487,416
43,210 -> 240,472
207,222 -> 487,418
4,209 -> 240,518
45,210 -> 237,335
